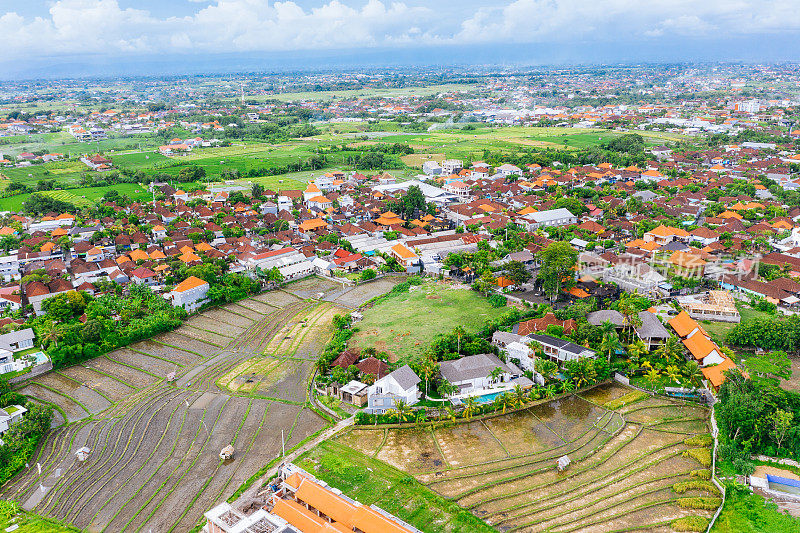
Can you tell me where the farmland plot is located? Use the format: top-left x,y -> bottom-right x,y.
283,276 -> 344,300
332,388 -> 715,533
17,383 -> 89,422
154,330 -> 222,356
331,277 -> 406,308
57,366 -> 136,402
131,339 -> 202,366
232,298 -> 275,315
185,314 -> 246,337
200,307 -> 256,329
253,289 -> 302,308
33,373 -> 111,414
83,356 -> 158,389
178,325 -> 232,347
109,347 -> 182,377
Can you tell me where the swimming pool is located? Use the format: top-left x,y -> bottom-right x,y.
474,391 -> 505,404
32,352 -> 48,364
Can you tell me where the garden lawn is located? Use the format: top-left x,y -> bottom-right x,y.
350,279 -> 508,364
711,486 -> 800,533
700,303 -> 773,346
296,440 -> 495,533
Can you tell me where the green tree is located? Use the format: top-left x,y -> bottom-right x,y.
537,242 -> 578,301
505,260 -> 532,285
769,409 -> 794,451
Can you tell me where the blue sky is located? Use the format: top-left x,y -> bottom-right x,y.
0,1 -> 798,78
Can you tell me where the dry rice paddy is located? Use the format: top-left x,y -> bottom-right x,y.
332,383 -> 715,532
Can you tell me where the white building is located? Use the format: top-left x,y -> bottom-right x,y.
441,159 -> 463,175
527,334 -> 597,363
0,404 -> 26,438
366,365 -> 420,413
169,276 -> 210,313
438,353 -> 513,395
522,208 -> 578,230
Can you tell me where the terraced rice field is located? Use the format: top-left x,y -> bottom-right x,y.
332,383 -> 716,533
3,292 -> 336,532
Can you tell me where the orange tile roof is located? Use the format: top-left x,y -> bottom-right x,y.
701,357 -> 737,388
391,243 -> 417,260
668,311 -> 699,338
682,333 -> 718,361
172,275 -> 208,293
271,498 -> 325,531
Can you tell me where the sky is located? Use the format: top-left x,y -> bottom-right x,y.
0,0 -> 799,78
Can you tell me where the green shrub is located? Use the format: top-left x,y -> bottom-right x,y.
0,500 -> 20,520
689,469 -> 712,480
604,390 -> 649,410
671,515 -> 710,532
672,479 -> 720,495
487,294 -> 507,308
684,434 -> 713,447
682,447 -> 712,467
677,496 -> 723,510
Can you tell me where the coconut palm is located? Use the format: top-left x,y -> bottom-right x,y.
544,384 -> 558,399
645,368 -> 661,388
40,321 -> 63,349
684,361 -> 702,388
418,357 -> 439,399
626,339 -> 648,365
462,397 -> 479,420
600,333 -> 622,365
666,364 -> 682,384
512,384 -> 527,407
489,366 -> 505,385
658,337 -> 684,363
388,400 -> 413,423
444,406 -> 458,423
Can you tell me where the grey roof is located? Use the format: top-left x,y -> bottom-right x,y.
587,310 -> 625,327
636,311 -> 671,340
529,208 -> 576,223
387,364 -> 420,390
0,328 -> 34,351
662,240 -> 689,251
527,334 -> 595,356
507,250 -> 534,262
439,353 -> 511,383
492,331 -> 525,345
632,190 -> 659,202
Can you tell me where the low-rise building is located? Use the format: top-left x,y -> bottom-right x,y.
366,365 -> 420,414
169,275 -> 210,313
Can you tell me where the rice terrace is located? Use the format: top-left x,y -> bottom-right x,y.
0,278 -> 402,532
0,277 -> 720,532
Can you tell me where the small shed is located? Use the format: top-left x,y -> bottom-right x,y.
166,371 -> 176,383
76,447 -> 91,462
557,455 -> 571,471
220,445 -> 235,460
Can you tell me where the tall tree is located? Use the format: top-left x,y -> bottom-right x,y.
537,242 -> 578,302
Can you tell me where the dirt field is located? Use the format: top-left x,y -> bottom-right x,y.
334,386 -> 716,532
3,291 -> 350,532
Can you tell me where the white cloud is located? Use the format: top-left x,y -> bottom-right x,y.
455,0 -> 800,43
0,0 -> 798,58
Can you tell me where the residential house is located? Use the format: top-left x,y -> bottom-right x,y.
169,275 -> 209,313
366,365 -> 420,414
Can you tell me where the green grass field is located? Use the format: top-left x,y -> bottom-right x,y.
711,485 -> 800,533
238,83 -> 478,103
0,502 -> 78,533
296,441 -> 495,533
0,183 -> 152,212
701,303 -> 772,345
350,279 -> 508,364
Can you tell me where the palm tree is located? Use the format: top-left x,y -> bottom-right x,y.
666,364 -> 682,384
544,384 -> 557,399
662,337 -> 684,362
561,380 -> 576,393
600,333 -> 622,365
388,400 -> 413,423
626,339 -> 648,365
444,406 -> 458,423
418,357 -> 439,399
512,384 -> 527,407
462,397 -> 479,420
488,366 -> 505,386
645,368 -> 661,388
41,321 -> 63,349
492,394 -> 505,413
599,320 -> 616,338
684,361 -> 702,388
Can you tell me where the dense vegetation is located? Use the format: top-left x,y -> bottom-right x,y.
0,378 -> 53,488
